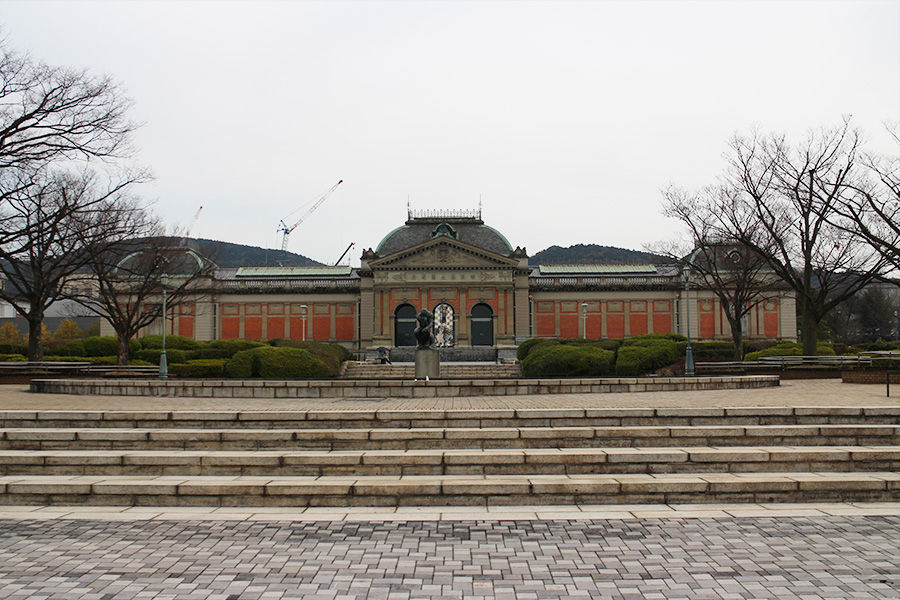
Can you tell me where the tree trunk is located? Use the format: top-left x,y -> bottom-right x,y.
801,302 -> 819,355
731,321 -> 744,362
27,314 -> 44,361
116,334 -> 131,366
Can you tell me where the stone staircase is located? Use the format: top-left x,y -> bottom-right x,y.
340,362 -> 522,380
0,407 -> 897,507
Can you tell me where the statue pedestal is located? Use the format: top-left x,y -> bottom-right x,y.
414,349 -> 440,380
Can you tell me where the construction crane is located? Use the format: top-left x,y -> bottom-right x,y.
278,180 -> 342,252
180,206 -> 203,245
334,242 -> 355,266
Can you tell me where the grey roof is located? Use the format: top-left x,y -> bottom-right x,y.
375,219 -> 514,257
537,264 -> 658,275
236,266 -> 352,277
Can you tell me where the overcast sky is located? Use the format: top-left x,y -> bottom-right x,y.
3,1 -> 898,265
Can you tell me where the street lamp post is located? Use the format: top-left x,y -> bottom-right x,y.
300,304 -> 308,341
683,264 -> 695,376
159,274 -> 168,379
683,248 -> 701,377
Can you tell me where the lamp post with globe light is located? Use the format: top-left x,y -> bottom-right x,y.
159,274 -> 168,379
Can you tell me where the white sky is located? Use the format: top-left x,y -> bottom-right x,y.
2,0 -> 898,265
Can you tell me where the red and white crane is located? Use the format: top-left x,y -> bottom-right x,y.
278,180 -> 343,252
180,206 -> 203,245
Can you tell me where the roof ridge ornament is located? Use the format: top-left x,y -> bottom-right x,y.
431,222 -> 459,240
407,207 -> 483,223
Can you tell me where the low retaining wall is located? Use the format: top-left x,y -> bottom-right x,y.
30,375 -> 780,398
843,370 -> 900,385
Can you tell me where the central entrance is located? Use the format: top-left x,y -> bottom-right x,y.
433,303 -> 455,347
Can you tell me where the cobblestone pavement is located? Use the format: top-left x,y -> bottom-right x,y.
1,379 -> 897,410
0,516 -> 897,600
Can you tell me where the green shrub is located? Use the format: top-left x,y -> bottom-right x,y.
0,354 -> 26,361
326,343 -> 354,363
743,340 -> 785,354
691,341 -> 738,359
268,339 -> 351,371
170,359 -> 227,378
82,336 -> 140,358
0,343 -> 28,355
41,355 -> 118,365
224,348 -> 255,378
615,346 -> 652,377
522,344 -> 614,377
516,338 -> 560,361
208,338 -> 267,357
138,334 -> 200,351
188,348 -> 232,360
744,342 -> 837,361
135,348 -> 189,365
851,340 -> 900,352
258,347 -> 333,378
47,339 -> 86,357
224,346 -> 335,379
637,333 -> 687,343
620,337 -> 680,366
615,338 -> 681,376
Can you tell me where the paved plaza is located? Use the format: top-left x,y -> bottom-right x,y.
0,514 -> 897,599
3,378 -> 898,411
0,380 -> 897,599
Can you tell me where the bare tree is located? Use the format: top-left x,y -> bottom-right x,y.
69,230 -> 214,365
0,167 -> 145,359
0,38 -> 146,360
828,124 -> 900,273
0,39 -> 137,172
658,185 -> 784,360
724,119 -> 892,354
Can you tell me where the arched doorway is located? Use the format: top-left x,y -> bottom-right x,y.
471,303 -> 494,346
433,303 -> 455,347
394,304 -> 417,347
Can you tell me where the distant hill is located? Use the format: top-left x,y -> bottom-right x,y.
190,238 -> 323,268
529,244 -> 669,266
184,239 -> 665,269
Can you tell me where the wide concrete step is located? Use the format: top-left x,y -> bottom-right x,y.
1,471 -> 897,507
1,446 -> 896,477
2,407 -> 897,429
3,424 -> 897,451
340,363 -> 522,380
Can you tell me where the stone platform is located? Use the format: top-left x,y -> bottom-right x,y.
29,374 -> 780,398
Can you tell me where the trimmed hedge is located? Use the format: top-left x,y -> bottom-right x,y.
207,339 -> 267,357
744,342 -> 836,361
0,344 -> 27,355
48,339 -> 85,357
268,340 -> 351,372
135,348 -> 189,365
516,338 -> 559,361
0,354 -> 26,361
138,335 -> 200,351
82,336 -> 141,358
170,359 -> 227,378
224,346 -> 336,379
615,343 -> 681,376
41,355 -> 119,365
189,348 -> 233,360
521,345 -> 615,377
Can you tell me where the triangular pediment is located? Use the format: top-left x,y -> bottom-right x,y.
370,237 -> 518,270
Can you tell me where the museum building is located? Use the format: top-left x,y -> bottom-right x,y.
115,209 -> 797,355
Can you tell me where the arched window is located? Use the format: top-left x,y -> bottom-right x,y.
394,304 -> 417,347
471,303 -> 494,346
433,303 -> 455,347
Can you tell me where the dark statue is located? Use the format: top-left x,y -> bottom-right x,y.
414,308 -> 436,350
